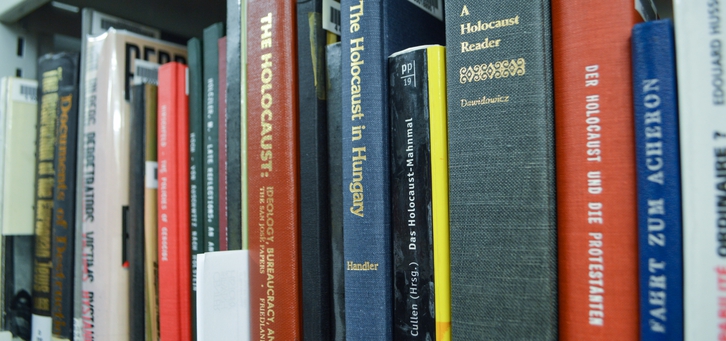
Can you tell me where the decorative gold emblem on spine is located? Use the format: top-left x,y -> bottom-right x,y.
459,58 -> 526,84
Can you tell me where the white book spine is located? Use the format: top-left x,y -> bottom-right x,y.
674,0 -> 726,339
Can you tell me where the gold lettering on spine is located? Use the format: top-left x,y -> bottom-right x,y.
258,13 -> 276,341
348,1 -> 366,218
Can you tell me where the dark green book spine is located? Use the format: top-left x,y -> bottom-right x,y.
203,23 -> 224,253
187,37 -> 204,341
128,84 -> 147,341
445,1 -> 558,339
325,41 -> 345,341
226,0 -> 242,251
389,47 -> 435,341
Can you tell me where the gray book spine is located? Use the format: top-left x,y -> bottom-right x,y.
444,1 -> 558,339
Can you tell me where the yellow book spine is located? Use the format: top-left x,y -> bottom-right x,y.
427,46 -> 451,341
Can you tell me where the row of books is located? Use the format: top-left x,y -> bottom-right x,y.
0,0 -> 720,340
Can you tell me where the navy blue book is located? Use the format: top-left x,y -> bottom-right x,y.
340,1 -> 444,339
632,19 -> 683,341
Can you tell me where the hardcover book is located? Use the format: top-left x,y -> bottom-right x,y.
129,81 -> 161,341
49,52 -> 80,341
389,45 -> 450,341
226,0 -> 244,251
444,1 -> 558,339
247,1 -> 302,339
552,1 -> 640,339
325,41 -> 345,341
74,10 -> 162,338
339,1 -> 444,338
0,77 -> 37,341
32,55 -> 64,341
157,62 -> 191,341
80,29 -> 186,340
673,0 -> 726,338
203,22 -> 224,253
187,36 -> 204,341
632,19 -> 683,341
297,0 -> 331,339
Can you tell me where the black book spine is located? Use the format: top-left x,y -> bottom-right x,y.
32,54 -> 63,340
50,52 -> 80,340
226,0 -> 242,251
445,1 -> 558,338
325,41 -> 345,341
203,23 -> 224,252
389,48 -> 435,341
297,0 -> 331,340
187,37 -> 204,341
127,84 -> 147,341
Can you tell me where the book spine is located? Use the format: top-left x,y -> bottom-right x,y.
247,1 -> 302,339
203,23 -> 224,253
389,47 -> 436,341
128,84 -> 147,341
50,53 -> 80,341
226,0 -> 243,251
187,36 -> 203,341
157,62 -> 191,341
325,41 -> 345,341
444,1 -> 558,339
175,64 -> 192,341
32,56 -> 62,341
218,36 -> 228,251
143,84 -> 160,341
340,2 -> 392,338
672,1 -> 726,339
632,19 -> 684,341
297,1 -> 331,340
426,47 -> 451,341
552,2 -> 640,340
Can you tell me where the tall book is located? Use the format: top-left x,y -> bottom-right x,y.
49,53 -> 80,341
552,1 -> 640,340
389,45 -> 450,341
187,36 -> 204,341
340,1 -> 444,338
218,36 -> 228,252
297,0 -> 331,339
444,1 -> 558,339
0,77 -> 37,341
80,29 -> 186,340
203,22 -> 224,253
129,82 -> 161,341
325,41 -> 345,341
226,0 -> 244,251
157,62 -> 191,341
31,55 -> 64,341
75,10 -> 162,338
247,1 -> 302,339
632,19 -> 683,341
673,0 -> 726,339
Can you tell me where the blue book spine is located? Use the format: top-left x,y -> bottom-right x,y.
632,18 -> 684,341
340,1 -> 444,339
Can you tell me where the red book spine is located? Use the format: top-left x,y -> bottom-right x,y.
552,2 -> 641,340
158,62 -> 191,341
247,1 -> 302,340
218,36 -> 228,251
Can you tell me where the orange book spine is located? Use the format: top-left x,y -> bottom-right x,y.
158,62 -> 191,341
246,0 -> 302,340
552,2 -> 641,340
